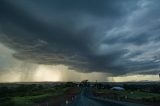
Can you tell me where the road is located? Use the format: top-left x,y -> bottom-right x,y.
69,88 -> 146,106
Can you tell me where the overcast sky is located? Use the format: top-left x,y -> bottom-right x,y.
0,0 -> 160,82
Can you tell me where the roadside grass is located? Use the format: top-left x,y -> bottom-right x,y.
12,93 -> 59,106
95,89 -> 160,102
0,85 -> 70,106
120,91 -> 160,101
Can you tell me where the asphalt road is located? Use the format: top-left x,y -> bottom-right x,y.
69,88 -> 146,106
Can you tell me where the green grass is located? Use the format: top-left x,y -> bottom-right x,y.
12,87 -> 70,106
119,91 -> 160,102
0,85 -> 70,106
120,91 -> 160,99
12,93 -> 58,106
95,89 -> 160,102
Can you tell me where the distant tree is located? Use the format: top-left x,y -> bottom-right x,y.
65,82 -> 76,87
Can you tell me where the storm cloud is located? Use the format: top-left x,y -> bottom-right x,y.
0,0 -> 160,76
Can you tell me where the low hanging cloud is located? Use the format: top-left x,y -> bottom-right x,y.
0,0 -> 160,76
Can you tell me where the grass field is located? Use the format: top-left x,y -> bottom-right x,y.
94,88 -> 160,104
0,84 -> 73,106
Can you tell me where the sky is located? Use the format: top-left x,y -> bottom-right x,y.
0,0 -> 160,82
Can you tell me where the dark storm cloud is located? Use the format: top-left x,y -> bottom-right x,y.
103,32 -> 150,46
0,0 -> 160,76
